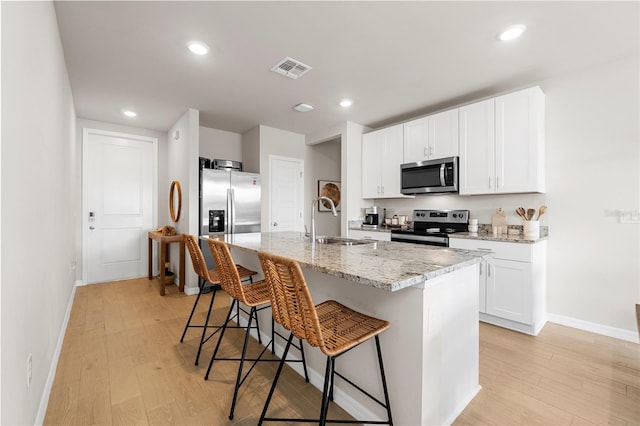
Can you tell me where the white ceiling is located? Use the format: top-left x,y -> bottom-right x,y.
53,1 -> 639,135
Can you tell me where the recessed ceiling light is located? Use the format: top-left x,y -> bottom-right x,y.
339,99 -> 353,108
499,24 -> 526,41
188,41 -> 209,55
294,103 -> 314,112
122,110 -> 137,117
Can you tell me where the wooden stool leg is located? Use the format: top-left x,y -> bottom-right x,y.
159,242 -> 167,296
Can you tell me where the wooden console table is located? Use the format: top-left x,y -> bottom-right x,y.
148,231 -> 185,296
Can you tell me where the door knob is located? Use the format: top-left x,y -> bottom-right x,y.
273,222 -> 278,226
89,226 -> 95,230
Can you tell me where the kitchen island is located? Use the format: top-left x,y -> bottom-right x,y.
209,232 -> 492,425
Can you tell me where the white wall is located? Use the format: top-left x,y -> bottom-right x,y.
167,109 -> 200,291
306,139 -> 341,236
307,121 -> 370,235
1,2 -> 77,424
374,56 -> 640,334
199,126 -> 242,163
244,125 -> 306,229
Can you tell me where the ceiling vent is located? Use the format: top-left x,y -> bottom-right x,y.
271,57 -> 312,80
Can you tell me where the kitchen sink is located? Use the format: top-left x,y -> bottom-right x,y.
314,237 -> 373,246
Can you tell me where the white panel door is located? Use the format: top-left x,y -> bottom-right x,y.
459,99 -> 495,195
486,259 -> 532,324
269,156 -> 304,232
380,124 -> 404,198
362,130 -> 383,198
429,108 -> 459,159
403,116 -> 429,163
84,129 -> 156,283
495,87 -> 544,193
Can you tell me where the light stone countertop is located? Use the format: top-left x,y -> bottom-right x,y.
449,225 -> 550,244
206,231 -> 492,292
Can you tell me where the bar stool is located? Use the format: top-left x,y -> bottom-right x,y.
180,234 -> 258,365
257,251 -> 393,426
204,238 -> 309,420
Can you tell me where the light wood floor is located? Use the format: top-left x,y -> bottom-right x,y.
44,277 -> 640,425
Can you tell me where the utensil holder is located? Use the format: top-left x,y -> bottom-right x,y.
523,220 -> 540,237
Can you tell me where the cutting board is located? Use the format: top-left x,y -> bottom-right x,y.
491,208 -> 508,233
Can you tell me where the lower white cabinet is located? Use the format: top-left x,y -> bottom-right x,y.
348,229 -> 391,242
449,238 -> 547,335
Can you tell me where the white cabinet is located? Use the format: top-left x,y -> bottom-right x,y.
459,86 -> 545,195
403,109 -> 459,164
362,124 -> 406,199
348,229 -> 391,242
449,238 -> 547,335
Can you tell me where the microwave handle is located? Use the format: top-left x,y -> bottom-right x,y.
440,163 -> 446,187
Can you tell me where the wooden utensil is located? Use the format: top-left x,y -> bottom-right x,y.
527,208 -> 536,221
536,205 -> 547,221
515,208 -> 527,221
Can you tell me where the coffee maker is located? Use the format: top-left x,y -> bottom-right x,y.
363,206 -> 381,229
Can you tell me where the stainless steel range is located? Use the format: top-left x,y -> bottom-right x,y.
391,209 -> 469,247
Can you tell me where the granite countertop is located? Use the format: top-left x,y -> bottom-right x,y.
449,225 -> 550,244
206,231 -> 492,292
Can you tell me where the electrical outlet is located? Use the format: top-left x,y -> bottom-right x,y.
27,353 -> 33,388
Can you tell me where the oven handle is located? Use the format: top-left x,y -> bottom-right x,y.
440,163 -> 446,187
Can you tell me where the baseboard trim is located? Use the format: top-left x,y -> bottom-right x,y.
35,281 -> 78,425
547,313 -> 640,344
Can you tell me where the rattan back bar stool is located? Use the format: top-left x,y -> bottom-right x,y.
204,238 -> 309,420
257,251 -> 393,426
180,234 -> 257,365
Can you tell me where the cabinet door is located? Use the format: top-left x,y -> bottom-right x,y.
362,130 -> 383,199
459,99 -> 495,195
380,124 -> 404,198
486,258 -> 532,324
495,87 -> 545,193
403,116 -> 429,163
429,109 -> 459,159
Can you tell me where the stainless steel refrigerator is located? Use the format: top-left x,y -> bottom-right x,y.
199,168 -> 261,268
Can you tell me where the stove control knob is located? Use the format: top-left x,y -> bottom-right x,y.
452,213 -> 457,218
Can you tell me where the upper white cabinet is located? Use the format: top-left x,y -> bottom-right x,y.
459,87 -> 545,195
403,109 -> 459,164
362,124 -> 406,199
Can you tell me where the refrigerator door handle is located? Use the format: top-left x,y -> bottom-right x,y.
229,188 -> 236,234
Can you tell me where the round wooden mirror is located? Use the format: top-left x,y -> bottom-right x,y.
169,180 -> 182,222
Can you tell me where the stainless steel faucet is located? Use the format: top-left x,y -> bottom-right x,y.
311,196 -> 337,241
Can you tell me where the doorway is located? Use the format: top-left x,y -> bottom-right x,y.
82,128 -> 157,284
269,155 -> 304,232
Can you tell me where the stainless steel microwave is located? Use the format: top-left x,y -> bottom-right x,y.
400,156 -> 459,194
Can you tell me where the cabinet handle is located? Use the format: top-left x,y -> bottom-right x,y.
477,248 -> 492,251
479,263 -> 483,275
496,176 -> 500,188
429,145 -> 434,156
488,176 -> 492,189
381,185 -> 384,194
488,265 -> 492,277
424,147 -> 428,157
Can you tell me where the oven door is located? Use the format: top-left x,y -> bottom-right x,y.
391,233 -> 449,247
400,156 -> 458,195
